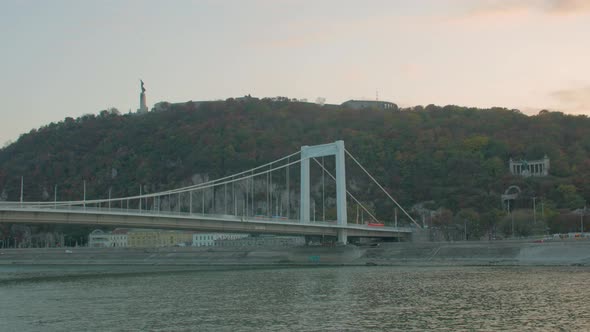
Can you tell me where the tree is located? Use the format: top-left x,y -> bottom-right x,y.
555,184 -> 584,209
455,209 -> 483,240
481,209 -> 506,240
432,208 -> 454,241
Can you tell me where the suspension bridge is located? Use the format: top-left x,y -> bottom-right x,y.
0,141 -> 420,243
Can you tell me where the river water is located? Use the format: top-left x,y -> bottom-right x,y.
0,265 -> 589,331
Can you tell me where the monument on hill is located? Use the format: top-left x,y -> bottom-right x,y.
137,79 -> 148,113
509,155 -> 550,177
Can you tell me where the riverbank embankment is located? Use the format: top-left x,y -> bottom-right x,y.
1,240 -> 589,267
365,240 -> 590,266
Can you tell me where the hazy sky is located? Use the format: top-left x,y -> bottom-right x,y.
1,0 -> 589,145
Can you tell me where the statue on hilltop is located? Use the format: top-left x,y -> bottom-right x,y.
138,79 -> 148,113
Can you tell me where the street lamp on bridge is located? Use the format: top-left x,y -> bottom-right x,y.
579,203 -> 587,233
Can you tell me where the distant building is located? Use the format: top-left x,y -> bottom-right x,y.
88,228 -> 128,248
152,101 -> 171,112
215,235 -> 305,247
110,228 -> 129,247
234,94 -> 259,102
89,229 -> 304,248
127,229 -> 193,248
88,230 -> 107,248
341,100 -> 398,110
191,234 -> 303,247
509,156 -> 550,177
192,233 -> 248,247
152,100 -> 205,112
89,229 -> 194,248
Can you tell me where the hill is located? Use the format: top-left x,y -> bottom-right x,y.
1,97 -> 589,239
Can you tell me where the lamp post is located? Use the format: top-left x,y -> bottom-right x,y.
533,197 -> 537,225
541,197 -> 545,222
464,219 -> 467,241
508,200 -> 515,238
83,180 -> 86,210
581,204 -> 586,233
511,211 -> 515,239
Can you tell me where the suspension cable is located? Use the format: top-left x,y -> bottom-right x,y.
12,157 -> 302,207
286,156 -> 290,219
156,150 -> 302,196
322,156 -> 325,221
344,149 -> 421,228
311,158 -> 380,224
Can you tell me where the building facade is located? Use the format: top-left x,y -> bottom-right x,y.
192,233 -> 249,247
88,229 -> 304,248
88,229 -> 111,248
341,100 -> 398,110
89,229 -> 193,248
215,235 -> 305,247
110,228 -> 128,247
127,230 -> 193,248
88,229 -> 128,248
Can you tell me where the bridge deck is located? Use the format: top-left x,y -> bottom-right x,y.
0,207 -> 413,239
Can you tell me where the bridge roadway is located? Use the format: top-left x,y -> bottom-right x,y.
0,206 -> 413,240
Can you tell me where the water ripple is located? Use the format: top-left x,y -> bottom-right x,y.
0,266 -> 589,331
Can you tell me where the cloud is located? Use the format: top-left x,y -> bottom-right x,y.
460,0 -> 590,20
548,0 -> 590,14
550,85 -> 590,113
466,1 -> 532,18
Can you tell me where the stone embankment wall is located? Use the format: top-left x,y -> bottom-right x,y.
365,241 -> 590,265
1,240 -> 590,266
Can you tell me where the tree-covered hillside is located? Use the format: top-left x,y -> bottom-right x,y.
1,97 -> 589,237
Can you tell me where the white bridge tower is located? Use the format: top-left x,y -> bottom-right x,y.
300,141 -> 348,244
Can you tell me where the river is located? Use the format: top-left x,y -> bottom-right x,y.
0,265 -> 589,331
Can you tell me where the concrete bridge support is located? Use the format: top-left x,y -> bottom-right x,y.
300,141 -> 348,244
337,229 -> 347,244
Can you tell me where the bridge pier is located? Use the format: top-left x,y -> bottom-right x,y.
338,229 -> 347,244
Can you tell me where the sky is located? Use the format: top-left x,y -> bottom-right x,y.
0,0 -> 589,145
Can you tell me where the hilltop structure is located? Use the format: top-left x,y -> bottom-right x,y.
152,100 -> 205,112
137,80 -> 149,113
509,156 -> 550,177
341,100 -> 398,110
